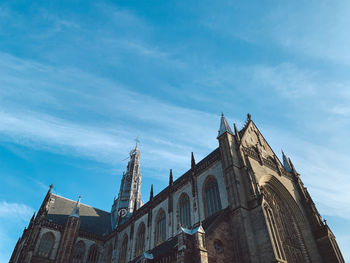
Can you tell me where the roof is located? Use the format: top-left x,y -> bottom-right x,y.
46,194 -> 111,236
218,114 -> 233,137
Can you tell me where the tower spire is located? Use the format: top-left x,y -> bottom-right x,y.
218,113 -> 233,137
111,145 -> 142,229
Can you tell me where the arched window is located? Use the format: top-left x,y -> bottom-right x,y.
263,183 -> 307,262
119,235 -> 128,263
87,244 -> 99,263
264,202 -> 286,261
37,232 -> 55,258
72,240 -> 85,263
106,243 -> 113,263
203,177 -> 222,217
135,223 -> 145,257
155,209 -> 166,246
178,193 -> 191,228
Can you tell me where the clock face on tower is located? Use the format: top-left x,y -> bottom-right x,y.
118,208 -> 127,218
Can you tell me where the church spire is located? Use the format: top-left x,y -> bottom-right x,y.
111,145 -> 142,229
70,195 -> 81,218
218,113 -> 233,137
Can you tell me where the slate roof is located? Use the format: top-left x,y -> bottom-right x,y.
46,194 -> 111,236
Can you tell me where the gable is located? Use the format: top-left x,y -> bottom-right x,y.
238,121 -> 288,172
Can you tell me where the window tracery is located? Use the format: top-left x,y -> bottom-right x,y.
155,209 -> 166,246
178,193 -> 191,228
87,244 -> 99,263
119,235 -> 128,263
37,232 -> 55,258
203,177 -> 222,217
72,240 -> 85,263
263,185 -> 308,263
135,223 -> 145,257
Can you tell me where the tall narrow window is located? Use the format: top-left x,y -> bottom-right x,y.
204,177 -> 222,217
179,193 -> 191,228
134,223 -> 145,257
119,235 -> 128,263
155,209 -> 166,246
106,244 -> 113,263
264,203 -> 286,261
87,244 -> 99,263
37,232 -> 55,258
72,240 -> 85,263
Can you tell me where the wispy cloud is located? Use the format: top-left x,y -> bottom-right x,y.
262,125 -> 350,220
0,201 -> 34,221
0,52 -> 219,173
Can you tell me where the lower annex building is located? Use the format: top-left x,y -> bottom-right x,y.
10,114 -> 345,263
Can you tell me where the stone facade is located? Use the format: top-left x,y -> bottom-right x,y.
10,114 -> 345,263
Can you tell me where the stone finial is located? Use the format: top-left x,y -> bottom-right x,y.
169,169 -> 173,186
30,211 -> 36,222
191,152 -> 196,170
234,123 -> 240,142
49,184 -> 54,193
150,184 -> 154,201
247,113 -> 251,121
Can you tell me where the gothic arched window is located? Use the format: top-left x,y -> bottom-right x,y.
37,232 -> 55,258
179,193 -> 191,228
87,244 -> 99,263
203,177 -> 222,217
72,240 -> 85,263
119,235 -> 128,263
155,209 -> 166,246
263,202 -> 286,261
106,243 -> 113,263
263,184 -> 307,262
134,223 -> 145,257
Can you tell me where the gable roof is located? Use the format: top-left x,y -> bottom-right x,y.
46,194 -> 111,236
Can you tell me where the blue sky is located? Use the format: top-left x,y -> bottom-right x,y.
0,0 -> 350,261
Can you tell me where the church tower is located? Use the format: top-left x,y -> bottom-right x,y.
111,145 -> 142,230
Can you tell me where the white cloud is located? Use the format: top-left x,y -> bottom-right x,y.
252,63 -> 317,98
0,201 -> 34,221
262,125 -> 350,220
0,52 -> 220,173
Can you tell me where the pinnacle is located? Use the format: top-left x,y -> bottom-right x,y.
218,113 -> 233,137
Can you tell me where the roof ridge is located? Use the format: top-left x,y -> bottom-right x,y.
51,194 -> 110,214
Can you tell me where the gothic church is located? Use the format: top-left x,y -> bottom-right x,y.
10,114 -> 345,263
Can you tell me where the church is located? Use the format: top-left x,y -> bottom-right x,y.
10,114 -> 345,263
